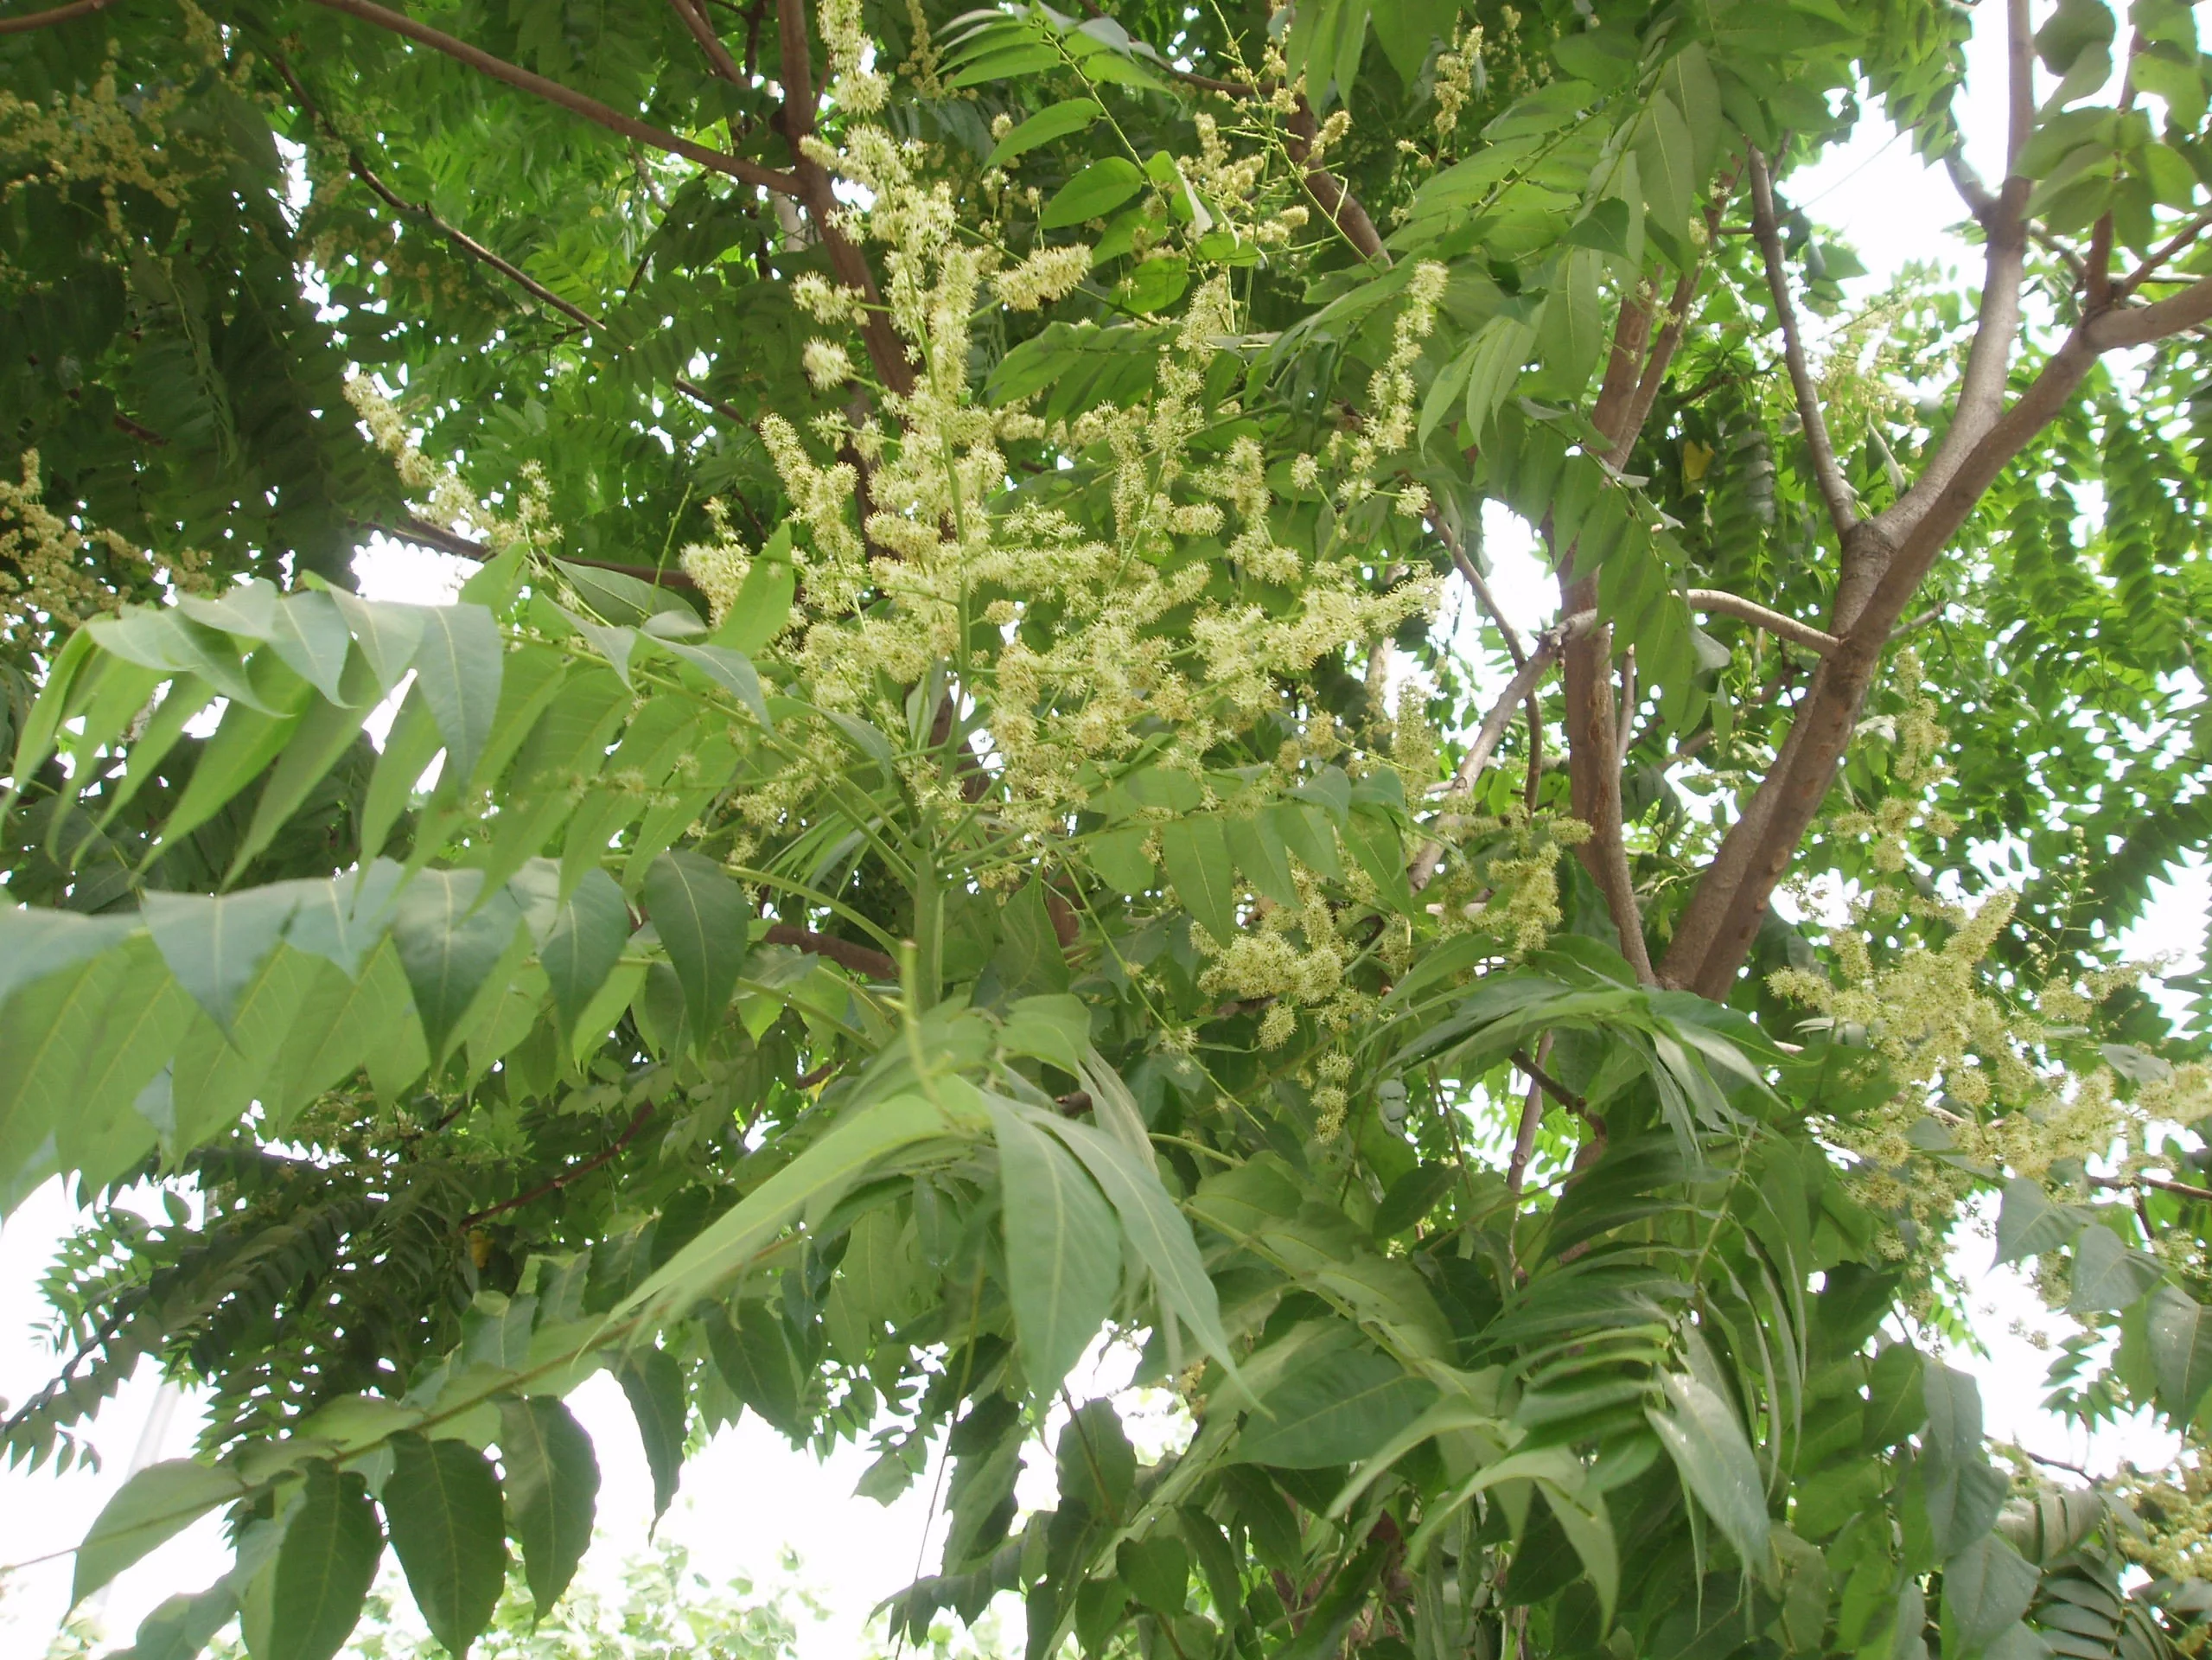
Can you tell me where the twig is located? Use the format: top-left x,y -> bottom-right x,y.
2093,1172 -> 2212,1204
366,515 -> 705,592
1407,611 -> 1593,890
0,0 -> 114,33
303,0 -> 800,198
1509,1046 -> 1585,1118
459,1100 -> 656,1228
272,49 -> 750,428
1747,148 -> 1857,535
2117,209 -> 2212,299
1504,1035 -> 1552,1208
1684,588 -> 1840,655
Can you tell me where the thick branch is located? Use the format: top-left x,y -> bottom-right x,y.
0,0 -> 113,31
303,0 -> 800,198
667,0 -> 747,84
1685,589 -> 1839,655
760,923 -> 899,980
1286,101 -> 1388,265
770,0 -> 916,395
1748,149 -> 1857,536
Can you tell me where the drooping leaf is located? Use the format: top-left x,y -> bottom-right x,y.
497,1397 -> 599,1619
989,1099 -> 1122,1402
1647,1372 -> 1770,1574
390,869 -> 525,1059
411,603 -> 505,785
642,850 -> 749,1044
265,1464 -> 382,1660
381,1433 -> 506,1658
617,1348 -> 688,1523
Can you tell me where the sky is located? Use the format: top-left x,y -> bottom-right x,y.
3,6 -> 2209,1656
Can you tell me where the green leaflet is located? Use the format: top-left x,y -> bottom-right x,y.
1646,1371 -> 1771,1577
2067,1222 -> 2162,1312
707,1300 -> 813,1439
617,1349 -> 688,1523
2147,1282 -> 2212,1425
1158,815 -> 1237,944
1042,157 -> 1144,228
642,850 -> 749,1046
989,1099 -> 1122,1402
412,603 -> 504,785
265,1464 -> 383,1660
497,1396 -> 599,1619
390,868 -> 526,1060
142,886 -> 302,1035
1235,1344 -> 1438,1468
73,1458 -> 249,1608
1940,1534 -> 2040,1657
1031,1108 -> 1236,1377
382,1433 -> 506,1658
616,1093 -> 961,1330
985,98 -> 1103,169
534,865 -> 632,1031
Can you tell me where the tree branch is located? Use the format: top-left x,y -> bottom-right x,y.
1287,100 -> 1388,265
769,0 -> 916,396
1748,149 -> 1857,536
302,0 -> 800,198
1685,589 -> 1840,655
2094,1171 -> 2212,1204
459,1101 -> 655,1228
666,0 -> 747,84
0,0 -> 113,32
760,923 -> 899,980
276,53 -> 755,431
1408,612 -> 1591,891
367,515 -> 705,592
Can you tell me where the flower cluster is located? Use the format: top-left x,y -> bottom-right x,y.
0,452 -> 210,646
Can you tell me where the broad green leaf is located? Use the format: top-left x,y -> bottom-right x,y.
1941,1533 -> 2038,1656
359,687 -> 444,861
2148,1281 -> 2212,1424
1237,1344 -> 1437,1467
497,1397 -> 598,1618
1634,90 -> 1695,239
1647,1372 -> 1770,1574
1087,826 -> 1154,894
708,1301 -> 813,1439
1225,810 -> 1299,909
73,1459 -> 248,1607
382,1433 -> 505,1658
553,559 -> 699,627
0,905 -> 136,1012
143,887 -> 302,1035
643,850 -> 749,1044
618,1094 -> 959,1329
989,1100 -> 1121,1401
536,866 -> 632,1031
265,1464 -> 382,1660
108,1578 -> 240,1660
661,640 -> 772,730
617,1348 -> 687,1523
1042,156 -> 1144,228
412,603 -> 504,785
1034,1109 -> 1236,1376
157,664 -> 316,848
285,862 -> 409,980
1993,1178 -> 2092,1264
711,526 -> 796,654
1461,315 -> 1537,444
328,591 -> 426,691
229,667 -> 377,882
1159,815 -> 1237,944
2067,1222 -> 2161,1312
265,591 -> 354,704
1537,1478 -> 1619,1630
986,98 -> 1103,169
390,869 -> 526,1059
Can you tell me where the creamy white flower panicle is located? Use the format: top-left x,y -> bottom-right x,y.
740,99 -> 1436,854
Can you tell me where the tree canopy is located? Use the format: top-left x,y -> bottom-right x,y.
3,0 -> 2212,1658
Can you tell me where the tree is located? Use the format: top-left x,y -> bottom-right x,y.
2,0 -> 2210,1657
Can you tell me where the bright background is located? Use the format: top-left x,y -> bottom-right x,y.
3,7 -> 2205,1654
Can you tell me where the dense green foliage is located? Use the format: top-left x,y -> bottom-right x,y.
3,0 -> 2212,1658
